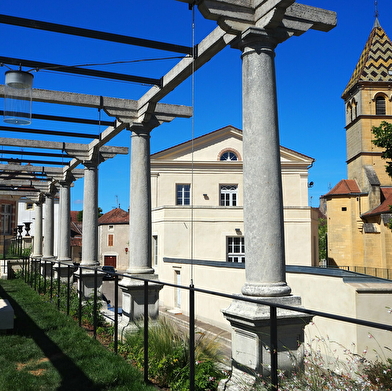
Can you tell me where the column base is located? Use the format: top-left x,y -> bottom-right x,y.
119,273 -> 163,333
53,262 -> 76,283
220,295 -> 312,390
74,269 -> 104,299
241,281 -> 291,297
125,266 -> 154,274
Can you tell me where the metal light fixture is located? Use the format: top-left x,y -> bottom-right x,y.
4,69 -> 34,125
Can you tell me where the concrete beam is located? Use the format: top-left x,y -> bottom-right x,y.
138,26 -> 237,109
178,0 -> 336,38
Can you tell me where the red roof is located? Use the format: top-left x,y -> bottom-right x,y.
323,180 -> 361,197
362,187 -> 392,217
98,208 -> 129,225
70,211 -> 80,222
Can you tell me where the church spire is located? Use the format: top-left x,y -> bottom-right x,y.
342,17 -> 392,99
374,0 -> 380,28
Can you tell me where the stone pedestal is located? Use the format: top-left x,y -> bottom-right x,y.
220,296 -> 312,390
119,274 -> 163,335
74,269 -> 104,299
40,259 -> 54,279
53,262 -> 77,283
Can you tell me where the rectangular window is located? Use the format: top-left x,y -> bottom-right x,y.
26,203 -> 34,210
176,184 -> 191,205
220,185 -> 238,206
376,96 -> 386,115
0,204 -> 13,235
108,234 -> 114,247
227,236 -> 245,263
108,225 -> 114,231
152,235 -> 158,266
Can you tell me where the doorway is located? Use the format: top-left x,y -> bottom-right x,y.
104,255 -> 117,268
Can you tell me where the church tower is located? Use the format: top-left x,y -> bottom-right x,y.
323,19 -> 392,271
342,19 -> 392,200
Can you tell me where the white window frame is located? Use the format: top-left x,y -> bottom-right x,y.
176,184 -> 191,205
152,235 -> 158,266
220,185 -> 238,206
227,236 -> 245,263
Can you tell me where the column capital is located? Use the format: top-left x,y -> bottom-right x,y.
189,1 -> 336,41
232,27 -> 278,53
128,121 -> 156,135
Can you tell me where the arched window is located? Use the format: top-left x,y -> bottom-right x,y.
220,151 -> 238,161
347,103 -> 353,121
376,95 -> 386,115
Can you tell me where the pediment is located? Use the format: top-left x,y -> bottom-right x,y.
151,125 -> 313,166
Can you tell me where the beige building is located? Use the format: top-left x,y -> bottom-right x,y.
323,19 -> 392,274
98,208 -> 129,270
150,125 -> 318,319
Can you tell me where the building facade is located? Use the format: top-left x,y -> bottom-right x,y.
98,208 -> 129,270
150,125 -> 318,320
324,19 -> 392,273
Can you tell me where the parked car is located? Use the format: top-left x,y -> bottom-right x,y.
101,265 -> 116,280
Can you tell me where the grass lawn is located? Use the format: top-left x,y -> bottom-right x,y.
0,278 -> 157,391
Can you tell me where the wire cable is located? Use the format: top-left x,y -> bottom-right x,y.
190,4 -> 196,286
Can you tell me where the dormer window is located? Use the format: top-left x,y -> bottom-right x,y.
376,95 -> 386,115
220,151 -> 238,161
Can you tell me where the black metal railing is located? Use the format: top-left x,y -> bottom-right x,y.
326,265 -> 392,280
17,258 -> 392,391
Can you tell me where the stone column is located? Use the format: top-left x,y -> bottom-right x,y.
240,28 -> 291,298
75,158 -> 104,299
57,175 -> 73,263
80,160 -> 99,267
32,199 -> 43,259
42,188 -> 56,261
120,123 -> 162,333
127,124 -> 154,275
55,175 -> 75,281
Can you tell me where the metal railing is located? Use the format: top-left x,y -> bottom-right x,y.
326,265 -> 392,280
17,258 -> 392,391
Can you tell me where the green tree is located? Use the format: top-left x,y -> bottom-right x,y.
371,121 -> 392,177
76,207 -> 103,222
371,121 -> 392,229
318,217 -> 327,263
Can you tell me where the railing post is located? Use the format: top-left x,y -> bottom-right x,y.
50,262 -> 54,300
144,280 -> 149,383
23,258 -> 26,282
189,284 -> 195,391
43,259 -> 47,294
57,261 -> 61,310
78,267 -> 83,327
93,268 -> 98,339
67,264 -> 71,316
270,306 -> 278,391
114,274 -> 119,354
38,259 -> 41,293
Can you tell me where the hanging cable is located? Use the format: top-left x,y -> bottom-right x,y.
190,3 -> 197,286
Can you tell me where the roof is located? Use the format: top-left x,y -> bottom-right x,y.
342,20 -> 392,98
322,179 -> 362,197
362,187 -> 392,217
70,211 -> 79,222
151,124 -> 314,163
98,208 -> 129,225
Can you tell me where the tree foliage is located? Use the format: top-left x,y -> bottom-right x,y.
371,121 -> 392,229
318,218 -> 327,263
77,207 -> 103,222
371,121 -> 392,177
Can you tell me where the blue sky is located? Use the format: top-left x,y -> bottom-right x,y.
1,1 -> 390,212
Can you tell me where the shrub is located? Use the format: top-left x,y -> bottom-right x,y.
119,317 -> 225,391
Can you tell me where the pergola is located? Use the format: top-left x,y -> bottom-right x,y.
0,9 -> 236,265
1,1 -> 337,384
